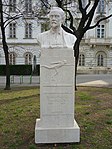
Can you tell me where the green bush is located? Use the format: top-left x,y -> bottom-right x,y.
0,65 -> 5,75
32,65 -> 40,76
0,65 -> 40,75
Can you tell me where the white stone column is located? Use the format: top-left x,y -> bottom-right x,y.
35,48 -> 80,143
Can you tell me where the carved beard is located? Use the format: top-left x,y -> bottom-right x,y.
51,21 -> 61,29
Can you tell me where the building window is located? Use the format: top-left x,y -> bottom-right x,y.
96,51 -> 107,67
97,24 -> 105,38
25,0 -> 32,13
79,54 -> 85,66
97,0 -> 105,13
9,0 -> 16,12
9,23 -> 16,38
24,52 -> 32,65
25,23 -> 32,38
97,54 -> 103,66
9,52 -> 16,65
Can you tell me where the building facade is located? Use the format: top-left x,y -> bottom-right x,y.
0,0 -> 41,67
0,0 -> 112,74
77,0 -> 112,74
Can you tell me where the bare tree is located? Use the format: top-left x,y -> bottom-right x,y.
0,0 -> 26,89
0,0 -> 50,89
55,0 -> 112,90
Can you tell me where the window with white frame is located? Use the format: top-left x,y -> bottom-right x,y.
25,0 -> 32,13
24,52 -> 32,65
97,24 -> 105,38
9,23 -> 16,38
79,54 -> 85,66
25,23 -> 32,38
97,0 -> 105,13
9,52 -> 16,65
9,0 -> 16,12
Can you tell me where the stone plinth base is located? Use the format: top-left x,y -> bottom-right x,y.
35,119 -> 80,144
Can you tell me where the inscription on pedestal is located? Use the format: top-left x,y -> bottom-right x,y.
35,48 -> 80,143
47,97 -> 65,114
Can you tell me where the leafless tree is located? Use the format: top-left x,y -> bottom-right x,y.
0,0 -> 27,89
0,0 -> 49,89
55,0 -> 112,90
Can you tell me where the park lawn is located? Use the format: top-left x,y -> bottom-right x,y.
0,86 -> 112,149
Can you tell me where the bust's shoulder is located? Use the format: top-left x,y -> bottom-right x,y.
36,30 -> 51,45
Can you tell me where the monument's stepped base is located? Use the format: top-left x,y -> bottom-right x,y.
35,119 -> 80,143
35,48 -> 80,143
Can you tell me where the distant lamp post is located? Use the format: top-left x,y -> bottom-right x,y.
32,55 -> 37,75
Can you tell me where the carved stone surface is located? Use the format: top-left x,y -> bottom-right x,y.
35,48 -> 80,143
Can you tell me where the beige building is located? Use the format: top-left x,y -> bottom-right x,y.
77,0 -> 112,74
0,0 -> 112,74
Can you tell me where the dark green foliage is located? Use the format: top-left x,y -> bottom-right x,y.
0,65 -> 40,75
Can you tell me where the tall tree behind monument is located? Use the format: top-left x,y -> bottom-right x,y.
55,0 -> 112,90
0,0 -> 25,89
0,0 -> 44,89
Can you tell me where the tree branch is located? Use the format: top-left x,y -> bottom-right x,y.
61,24 -> 74,35
66,9 -> 77,33
4,14 -> 22,28
84,0 -> 100,32
89,14 -> 112,30
78,0 -> 83,13
55,0 -> 63,8
85,0 -> 91,10
87,0 -> 100,18
41,0 -> 51,9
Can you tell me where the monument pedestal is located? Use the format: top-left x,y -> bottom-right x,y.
35,48 -> 80,143
35,119 -> 79,143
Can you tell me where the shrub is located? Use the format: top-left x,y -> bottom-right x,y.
0,65 -> 40,75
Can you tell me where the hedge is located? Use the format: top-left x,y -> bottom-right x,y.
0,65 -> 40,76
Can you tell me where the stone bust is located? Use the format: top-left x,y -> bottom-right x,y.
37,7 -> 76,48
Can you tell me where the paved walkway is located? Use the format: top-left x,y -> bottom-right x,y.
0,75 -> 112,88
0,76 -> 40,88
77,80 -> 112,88
77,74 -> 112,88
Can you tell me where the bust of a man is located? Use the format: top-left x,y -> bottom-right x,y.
37,7 -> 76,48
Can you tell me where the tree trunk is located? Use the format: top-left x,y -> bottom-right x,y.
73,39 -> 80,91
0,0 -> 11,90
4,44 -> 10,90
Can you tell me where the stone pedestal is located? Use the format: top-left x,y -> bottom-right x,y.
35,48 -> 80,143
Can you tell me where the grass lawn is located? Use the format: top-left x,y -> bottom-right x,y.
0,86 -> 112,149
